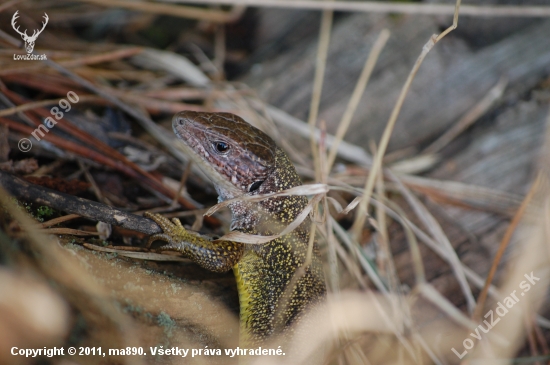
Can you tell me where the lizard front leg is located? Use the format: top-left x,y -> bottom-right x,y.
145,212 -> 244,273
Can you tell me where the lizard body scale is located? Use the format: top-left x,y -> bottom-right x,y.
146,111 -> 326,345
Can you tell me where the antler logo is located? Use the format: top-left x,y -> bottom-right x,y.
11,10 -> 49,54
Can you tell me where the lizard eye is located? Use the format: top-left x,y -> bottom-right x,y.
248,181 -> 263,192
213,141 -> 230,154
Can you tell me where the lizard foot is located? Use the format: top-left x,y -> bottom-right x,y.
144,212 -> 187,250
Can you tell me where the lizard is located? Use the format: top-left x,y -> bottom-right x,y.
145,111 -> 326,346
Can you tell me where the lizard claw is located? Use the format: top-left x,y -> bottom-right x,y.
145,209 -> 242,273
144,212 -> 186,250
171,217 -> 184,228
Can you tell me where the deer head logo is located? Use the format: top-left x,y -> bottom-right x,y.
11,11 -> 49,54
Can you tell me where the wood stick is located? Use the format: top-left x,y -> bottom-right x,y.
0,171 -> 162,235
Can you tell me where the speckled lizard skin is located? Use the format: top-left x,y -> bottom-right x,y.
146,111 -> 326,345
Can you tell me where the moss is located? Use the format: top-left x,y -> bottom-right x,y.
156,311 -> 176,338
2,198 -> 58,223
35,205 -> 55,222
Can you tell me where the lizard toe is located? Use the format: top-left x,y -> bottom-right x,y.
147,233 -> 174,248
171,217 -> 184,228
144,212 -> 173,229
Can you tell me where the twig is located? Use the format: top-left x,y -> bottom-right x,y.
40,214 -> 81,228
0,185 -> 145,365
0,91 -> 209,221
0,117 -> 141,177
32,68 -> 214,218
41,228 -> 100,236
171,161 -> 192,207
0,171 -> 162,235
0,38 -> 221,224
2,82 -> 195,209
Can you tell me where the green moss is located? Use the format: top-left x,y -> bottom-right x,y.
156,311 -> 176,337
123,302 -> 144,315
36,205 -> 55,221
2,199 -> 58,223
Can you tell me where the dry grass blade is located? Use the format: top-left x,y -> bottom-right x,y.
371,166 -> 428,362
351,0 -> 462,242
423,77 -> 507,154
381,182 -> 550,333
162,0 -> 550,17
205,183 -> 328,215
372,193 -> 480,287
40,228 -> 100,236
326,29 -> 390,171
79,0 -> 245,22
418,283 -> 478,332
331,217 -> 388,294
83,244 -> 190,261
106,90 -> 208,114
333,167 -> 484,326
0,95 -> 101,117
2,1 -> 548,362
260,103 -> 372,166
0,187 -> 144,365
216,193 -> 324,244
391,171 -> 477,313
464,197 -> 550,361
388,153 -> 439,175
19,57 -> 220,222
371,143 -> 412,342
378,195 -> 426,285
0,0 -> 21,13
399,174 -> 522,216
0,47 -> 144,76
473,174 -> 541,321
308,9 -> 333,182
131,49 -> 211,87
0,108 -> 209,221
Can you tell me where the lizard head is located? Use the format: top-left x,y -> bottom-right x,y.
173,111 -> 277,200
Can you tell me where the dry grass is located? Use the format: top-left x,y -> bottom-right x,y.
0,1 -> 549,365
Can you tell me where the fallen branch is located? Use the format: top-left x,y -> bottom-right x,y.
0,171 -> 161,235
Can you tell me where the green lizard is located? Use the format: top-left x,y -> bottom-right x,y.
145,111 -> 326,345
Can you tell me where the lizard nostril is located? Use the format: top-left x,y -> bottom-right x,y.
172,115 -> 188,133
